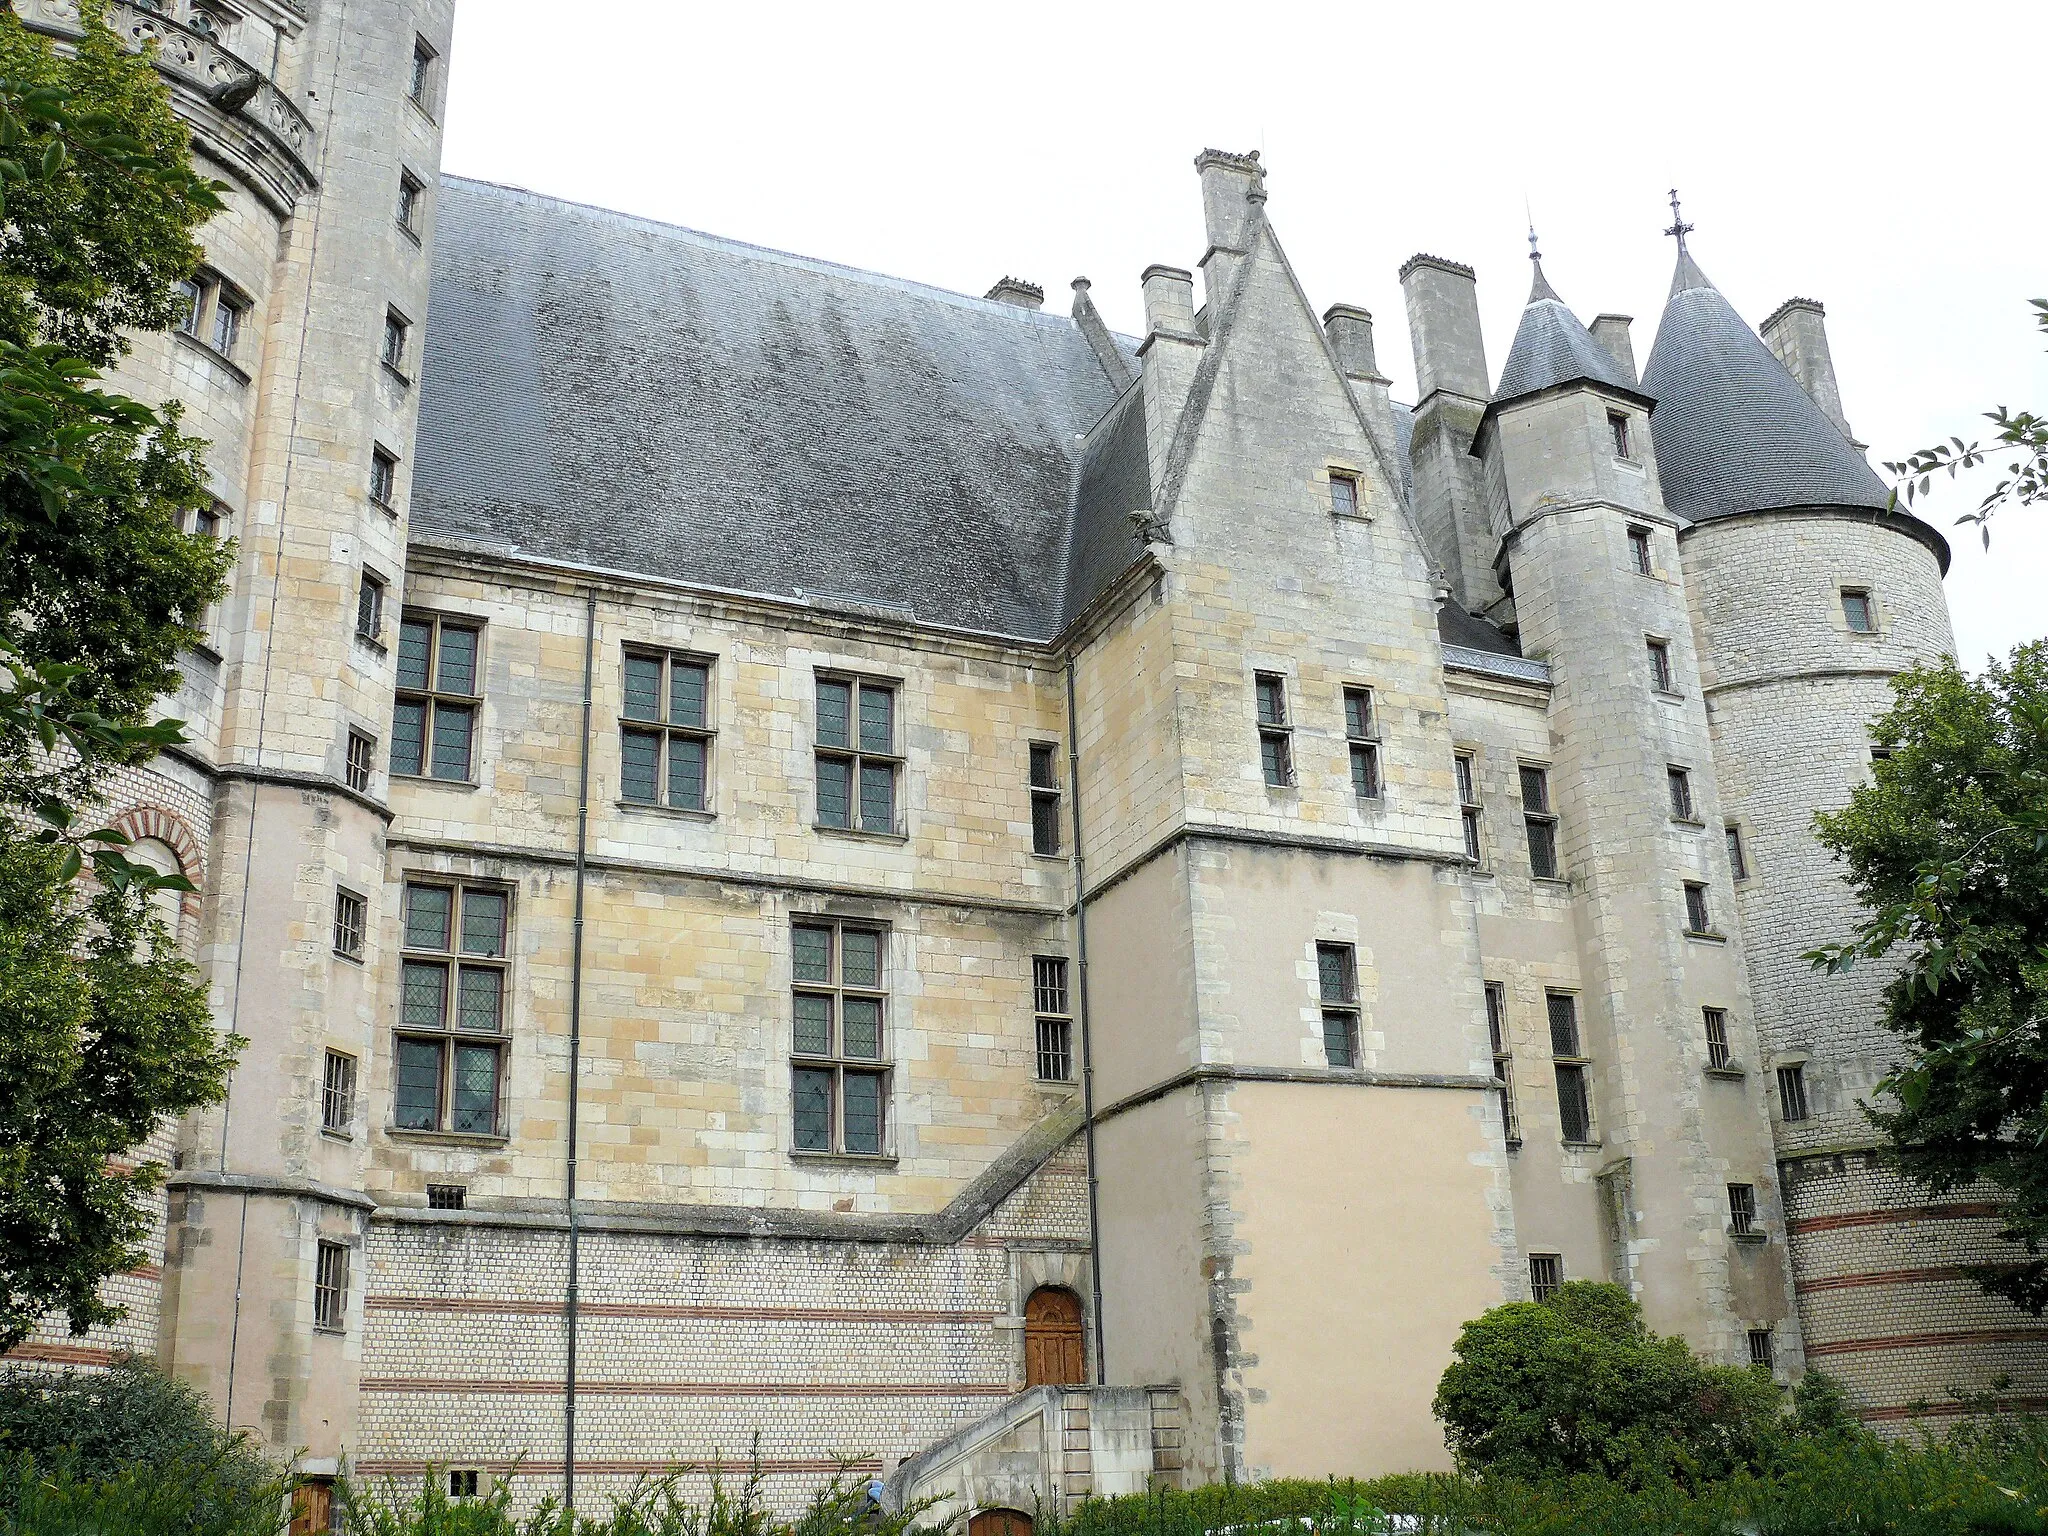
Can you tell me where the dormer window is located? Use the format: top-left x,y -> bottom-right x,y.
1608,412 -> 1632,458
1329,471 -> 1360,518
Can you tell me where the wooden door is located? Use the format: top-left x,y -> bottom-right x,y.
1022,1285 -> 1085,1386
970,1509 -> 1033,1536
290,1480 -> 333,1536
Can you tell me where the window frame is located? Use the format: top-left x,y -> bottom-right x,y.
425,1183 -> 467,1211
1547,990 -> 1595,1145
1703,1006 -> 1733,1072
812,673 -> 902,836
1727,1182 -> 1759,1238
1316,942 -> 1361,1068
1646,636 -> 1676,694
1519,762 -> 1560,880
619,647 -> 716,815
1627,524 -> 1653,575
392,877 -> 511,1139
391,612 -> 483,783
313,1240 -> 349,1332
382,306 -> 412,377
1033,955 -> 1073,1083
1486,980 -> 1519,1144
1343,685 -> 1381,800
1777,1062 -> 1811,1123
321,1049 -> 357,1136
1725,823 -> 1749,882
210,284 -> 246,359
1029,742 -> 1062,857
1328,469 -> 1361,519
1608,411 -> 1633,459
1683,880 -> 1714,936
355,569 -> 385,646
408,34 -> 439,117
789,917 -> 892,1157
369,444 -> 399,510
1747,1327 -> 1776,1369
1667,765 -> 1696,823
1841,587 -> 1876,634
397,169 -> 424,238
1455,750 -> 1483,864
1254,672 -> 1294,788
1528,1252 -> 1562,1303
333,886 -> 367,961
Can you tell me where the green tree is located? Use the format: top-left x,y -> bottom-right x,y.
1431,1281 -> 1791,1485
0,8 -> 240,1345
1809,645 -> 2048,1313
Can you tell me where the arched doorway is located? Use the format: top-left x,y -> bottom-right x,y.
1022,1285 -> 1085,1387
969,1510 -> 1032,1536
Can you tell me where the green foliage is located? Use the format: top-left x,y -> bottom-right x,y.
1808,646 -> 2048,1312
0,837 -> 236,1346
1430,1281 -> 1791,1485
1887,300 -> 2048,548
0,1357 -> 284,1535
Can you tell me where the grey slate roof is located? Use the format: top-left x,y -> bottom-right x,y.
1062,383 -> 1151,626
1492,260 -> 1639,405
412,178 -> 1134,641
1437,603 -> 1522,657
1641,248 -> 1890,523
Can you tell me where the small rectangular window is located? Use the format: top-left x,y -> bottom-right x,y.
392,614 -> 481,781
1034,956 -> 1072,1082
1029,742 -> 1061,856
1747,1327 -> 1776,1369
790,918 -> 890,1155
1647,637 -> 1675,693
815,675 -> 899,833
1727,1183 -> 1758,1237
1555,1062 -> 1594,1144
211,289 -> 245,358
1725,824 -> 1749,881
1546,991 -> 1581,1058
1529,1252 -> 1562,1303
1317,942 -> 1359,1068
449,1470 -> 480,1499
1684,881 -> 1712,935
370,446 -> 399,509
1254,673 -> 1293,787
382,308 -> 410,373
1609,412 -> 1632,458
314,1241 -> 349,1331
1703,1006 -> 1732,1071
355,571 -> 384,643
1455,751 -> 1483,863
346,729 -> 375,793
1841,589 -> 1875,633
425,1183 -> 467,1210
1777,1063 -> 1810,1123
1667,766 -> 1695,822
321,1050 -> 356,1134
333,887 -> 366,960
1329,471 -> 1359,517
620,649 -> 715,813
1520,764 -> 1558,880
1486,981 -> 1518,1143
1627,525 -> 1652,575
397,170 -> 424,235
409,36 -> 437,111
1343,686 -> 1381,799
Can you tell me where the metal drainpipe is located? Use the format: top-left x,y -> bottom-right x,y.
1064,657 -> 1108,1385
564,588 -> 597,1514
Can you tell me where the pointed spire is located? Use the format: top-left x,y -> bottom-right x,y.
1664,188 -> 1714,296
1526,222 -> 1560,304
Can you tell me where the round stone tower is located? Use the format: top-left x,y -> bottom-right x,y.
10,0 -> 456,1471
1648,237 -> 2048,1423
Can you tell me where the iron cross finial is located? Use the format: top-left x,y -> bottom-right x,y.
1527,221 -> 1542,263
1664,188 -> 1695,251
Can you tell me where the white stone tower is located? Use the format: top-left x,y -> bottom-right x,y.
12,0 -> 455,1466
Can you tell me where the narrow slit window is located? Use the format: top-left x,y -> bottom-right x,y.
1029,742 -> 1061,856
1255,673 -> 1293,787
1647,637 -> 1675,693
1684,881 -> 1712,935
382,308 -> 411,373
211,288 -> 245,358
355,572 -> 384,644
1486,981 -> 1518,1142
1344,686 -> 1381,799
1317,942 -> 1359,1069
333,887 -> 366,960
1667,766 -> 1695,821
1609,412 -> 1632,458
1520,764 -> 1559,880
397,170 -> 424,235
370,446 -> 399,509
409,35 -> 437,111
1703,1006 -> 1732,1071
1777,1063 -> 1810,1123
1628,525 -> 1652,574
1455,752 -> 1483,863
1725,824 -> 1749,881
1548,992 -> 1593,1145
1033,956 -> 1072,1082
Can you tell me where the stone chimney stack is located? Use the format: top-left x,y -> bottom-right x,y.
1194,148 -> 1263,313
1761,298 -> 1851,441
1590,313 -> 1638,387
985,277 -> 1044,310
1323,304 -> 1400,471
1142,264 -> 1198,340
1399,254 -> 1489,404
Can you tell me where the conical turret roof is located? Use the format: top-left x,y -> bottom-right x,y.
1491,250 -> 1639,405
1642,243 -> 1888,522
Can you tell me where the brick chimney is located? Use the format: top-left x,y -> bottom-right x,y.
985,277 -> 1045,310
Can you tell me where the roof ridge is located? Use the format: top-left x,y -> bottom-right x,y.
437,173 -> 1118,335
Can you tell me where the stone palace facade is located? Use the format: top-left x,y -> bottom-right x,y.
13,0 -> 2048,1520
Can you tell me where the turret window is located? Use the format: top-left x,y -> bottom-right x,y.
314,1241 -> 349,1332
355,571 -> 385,645
382,308 -> 412,377
1608,412 -> 1633,458
1703,1007 -> 1733,1071
1777,1063 -> 1811,1123
1727,1183 -> 1759,1238
1646,637 -> 1676,694
173,270 -> 249,366
1667,766 -> 1696,822
1684,881 -> 1713,936
409,36 -> 438,116
1627,525 -> 1653,575
1748,1327 -> 1776,1369
1548,992 -> 1594,1145
1487,981 -> 1518,1143
1841,588 -> 1876,633
1343,686 -> 1381,799
1254,673 -> 1293,787
397,171 -> 424,238
1455,751 -> 1483,863
1519,764 -> 1558,879
1725,824 -> 1750,882
370,445 -> 399,510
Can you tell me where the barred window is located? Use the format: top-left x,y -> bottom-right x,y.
392,614 -> 481,781
1725,824 -> 1749,882
1667,766 -> 1695,821
333,887 -> 366,960
1727,1183 -> 1758,1237
1029,743 -> 1062,857
346,729 -> 376,794
394,879 -> 508,1137
1254,673 -> 1292,787
1747,1327 -> 1775,1368
1455,751 -> 1483,863
1486,981 -> 1518,1143
1777,1063 -> 1810,1123
815,676 -> 899,834
1317,942 -> 1359,1069
1344,686 -> 1381,799
790,919 -> 890,1155
1684,881 -> 1713,935
426,1183 -> 466,1210
449,1470 -> 480,1499
1033,956 -> 1072,1082
621,650 -> 714,813
1549,992 -> 1594,1145
1627,525 -> 1652,574
1647,637 -> 1675,693
1703,1006 -> 1732,1071
321,1050 -> 356,1135
314,1241 -> 349,1331
1528,1252 -> 1562,1303
1520,764 -> 1559,880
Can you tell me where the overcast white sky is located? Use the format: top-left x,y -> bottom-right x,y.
440,1 -> 2045,668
